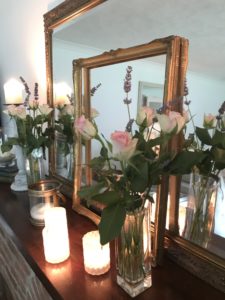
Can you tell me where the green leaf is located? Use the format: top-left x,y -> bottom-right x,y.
195,127 -> 212,145
165,151 -> 207,174
92,191 -> 121,206
78,182 -> 106,199
212,130 -> 225,148
212,147 -> 225,170
90,156 -> 106,168
100,146 -> 108,158
34,114 -> 44,125
129,161 -> 148,192
1,138 -> 20,152
98,203 -> 126,245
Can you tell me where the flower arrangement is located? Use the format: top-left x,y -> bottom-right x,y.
167,82 -> 225,246
54,84 -> 101,156
166,81 -> 225,181
54,99 -> 75,156
1,77 -> 53,157
75,66 -> 187,245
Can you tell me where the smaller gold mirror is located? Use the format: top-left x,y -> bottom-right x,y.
72,35 -> 188,264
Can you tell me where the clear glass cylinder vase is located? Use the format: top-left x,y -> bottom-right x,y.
66,144 -> 74,181
182,173 -> 218,248
24,148 -> 45,185
115,200 -> 152,298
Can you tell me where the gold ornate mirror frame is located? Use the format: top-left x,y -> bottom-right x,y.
72,35 -> 188,264
44,0 -> 107,197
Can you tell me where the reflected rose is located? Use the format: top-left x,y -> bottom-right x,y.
136,106 -> 155,127
39,104 -> 53,116
157,111 -> 185,134
203,114 -> 216,129
74,115 -> 97,140
111,131 -> 138,161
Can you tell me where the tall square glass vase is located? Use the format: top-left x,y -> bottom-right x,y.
182,173 -> 218,248
115,200 -> 152,298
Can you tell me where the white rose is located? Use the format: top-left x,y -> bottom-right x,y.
136,106 -> 155,127
39,104 -> 53,115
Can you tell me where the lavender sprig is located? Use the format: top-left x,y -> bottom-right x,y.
20,76 -> 31,106
34,83 -> 39,100
123,66 -> 133,122
91,83 -> 102,97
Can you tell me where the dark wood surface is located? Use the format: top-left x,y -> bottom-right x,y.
0,182 -> 224,300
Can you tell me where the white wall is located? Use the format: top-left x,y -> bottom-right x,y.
54,40 -> 225,140
0,0 -> 64,130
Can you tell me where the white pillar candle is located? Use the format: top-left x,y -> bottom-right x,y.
42,207 -> 70,264
4,78 -> 24,104
82,230 -> 110,275
54,82 -> 72,106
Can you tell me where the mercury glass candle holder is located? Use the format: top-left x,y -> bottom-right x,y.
82,230 -> 110,275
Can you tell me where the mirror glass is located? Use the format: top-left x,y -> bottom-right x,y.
90,56 -> 166,156
45,0 -> 225,275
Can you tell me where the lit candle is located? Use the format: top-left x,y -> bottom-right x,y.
42,207 -> 70,264
54,82 -> 72,106
82,230 -> 110,275
4,78 -> 24,104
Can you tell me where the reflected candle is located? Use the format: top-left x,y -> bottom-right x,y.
54,82 -> 72,106
42,207 -> 70,264
4,78 -> 24,104
82,230 -> 110,275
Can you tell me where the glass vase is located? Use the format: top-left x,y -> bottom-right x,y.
115,200 -> 152,298
55,131 -> 67,177
66,144 -> 74,181
24,148 -> 45,185
182,173 -> 218,248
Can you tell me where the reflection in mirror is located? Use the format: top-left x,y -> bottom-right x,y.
90,56 -> 166,223
90,56 -> 166,155
73,36 -> 188,265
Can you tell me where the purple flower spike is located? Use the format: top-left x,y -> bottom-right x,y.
123,98 -> 132,105
123,66 -> 133,94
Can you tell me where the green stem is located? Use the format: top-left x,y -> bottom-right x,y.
187,104 -> 200,150
95,134 -> 111,170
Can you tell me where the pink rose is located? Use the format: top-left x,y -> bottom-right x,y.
74,115 -> 96,140
4,105 -> 17,116
136,106 -> 155,127
15,106 -> 27,119
157,111 -> 185,134
203,114 -> 216,128
111,131 -> 138,161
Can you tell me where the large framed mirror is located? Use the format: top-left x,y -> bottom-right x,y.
44,0 -> 225,288
73,36 -> 188,264
44,0 -> 108,197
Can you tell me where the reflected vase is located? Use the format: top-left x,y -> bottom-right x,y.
55,132 -> 67,177
182,173 -> 218,248
115,200 -> 152,298
24,148 -> 45,185
66,144 -> 74,181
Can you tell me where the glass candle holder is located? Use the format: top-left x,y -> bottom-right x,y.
42,207 -> 70,264
82,230 -> 110,275
28,180 -> 66,226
